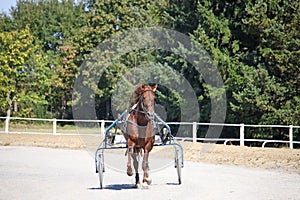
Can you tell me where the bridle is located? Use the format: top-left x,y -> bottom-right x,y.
140,89 -> 155,120
130,89 -> 155,121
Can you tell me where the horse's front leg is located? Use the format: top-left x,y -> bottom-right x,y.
133,148 -> 140,186
127,146 -> 134,176
141,151 -> 152,187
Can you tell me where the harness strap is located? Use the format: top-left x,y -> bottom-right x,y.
130,103 -> 138,111
126,120 -> 148,128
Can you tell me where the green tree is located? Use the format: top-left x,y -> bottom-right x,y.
239,0 -> 300,126
75,0 -> 172,119
188,0 -> 299,141
9,0 -> 85,118
0,26 -> 51,118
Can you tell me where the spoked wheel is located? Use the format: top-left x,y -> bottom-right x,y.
97,154 -> 104,189
174,147 -> 183,185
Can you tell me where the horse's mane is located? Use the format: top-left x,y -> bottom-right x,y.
127,85 -> 144,110
129,84 -> 157,109
133,84 -> 145,104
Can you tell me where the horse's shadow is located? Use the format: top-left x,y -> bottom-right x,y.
89,182 -> 180,190
166,182 -> 180,186
89,184 -> 137,190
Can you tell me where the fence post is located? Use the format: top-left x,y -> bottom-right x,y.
101,120 -> 105,135
53,118 -> 57,135
5,116 -> 9,134
192,122 -> 197,143
289,125 -> 293,149
240,123 -> 245,146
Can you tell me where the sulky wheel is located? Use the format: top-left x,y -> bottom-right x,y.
175,148 -> 182,185
97,154 -> 104,189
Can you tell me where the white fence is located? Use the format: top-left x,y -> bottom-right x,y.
1,116 -> 299,149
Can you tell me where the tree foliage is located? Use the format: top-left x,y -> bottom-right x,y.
0,0 -> 299,141
0,26 -> 51,117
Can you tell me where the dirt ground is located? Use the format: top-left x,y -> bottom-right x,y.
1,133 -> 299,174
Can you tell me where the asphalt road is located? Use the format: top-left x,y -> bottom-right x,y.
0,146 -> 299,200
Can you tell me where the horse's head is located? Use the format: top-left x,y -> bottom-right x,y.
136,84 -> 157,121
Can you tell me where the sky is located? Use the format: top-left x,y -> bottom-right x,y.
0,0 -> 17,13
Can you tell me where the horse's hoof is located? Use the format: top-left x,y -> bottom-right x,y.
140,182 -> 149,189
135,183 -> 141,189
127,168 -> 133,176
146,178 -> 152,185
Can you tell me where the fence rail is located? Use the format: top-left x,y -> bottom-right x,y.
0,116 -> 299,149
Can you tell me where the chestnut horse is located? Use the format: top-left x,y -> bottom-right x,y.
125,83 -> 157,188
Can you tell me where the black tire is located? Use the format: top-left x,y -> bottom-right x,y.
98,154 -> 104,189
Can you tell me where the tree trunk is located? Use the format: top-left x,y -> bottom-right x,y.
6,93 -> 12,119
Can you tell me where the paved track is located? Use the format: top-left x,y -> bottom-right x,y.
0,146 -> 299,200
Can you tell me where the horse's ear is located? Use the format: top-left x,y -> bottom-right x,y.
152,84 -> 158,92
